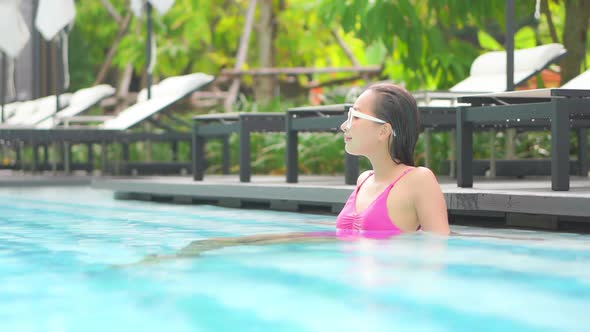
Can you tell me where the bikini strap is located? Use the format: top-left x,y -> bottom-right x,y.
359,171 -> 374,187
354,171 -> 374,195
386,167 -> 416,190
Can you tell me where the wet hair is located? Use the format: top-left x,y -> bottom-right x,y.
367,83 -> 421,166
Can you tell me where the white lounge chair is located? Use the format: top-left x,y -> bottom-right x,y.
560,69 -> 590,89
0,84 -> 115,128
35,84 -> 116,128
415,43 -> 568,106
415,44 -> 567,175
0,101 -> 23,122
471,70 -> 590,99
64,72 -> 214,130
2,94 -> 72,126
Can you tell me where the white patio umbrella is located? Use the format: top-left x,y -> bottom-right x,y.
130,0 -> 176,100
35,0 -> 76,42
0,0 -> 30,122
34,0 -> 76,116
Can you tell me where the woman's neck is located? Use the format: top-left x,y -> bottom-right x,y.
367,151 -> 406,183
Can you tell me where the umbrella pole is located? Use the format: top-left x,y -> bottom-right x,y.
55,31 -> 64,118
146,1 -> 153,100
33,0 -> 40,99
506,0 -> 515,91
1,52 -> 5,123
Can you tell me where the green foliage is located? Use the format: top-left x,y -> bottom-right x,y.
316,0 -> 545,89
54,0 -> 590,178
478,30 -> 503,51
68,0 -> 125,90
68,0 -> 578,92
69,0 -> 374,89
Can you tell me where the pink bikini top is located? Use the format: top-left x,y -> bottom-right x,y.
336,168 -> 416,237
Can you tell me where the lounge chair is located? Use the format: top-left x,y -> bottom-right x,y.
1,84 -> 115,128
35,84 -> 116,128
0,84 -> 116,172
559,69 -> 590,89
2,94 -> 72,126
192,112 -> 286,182
414,43 -> 568,106
46,72 -> 214,174
64,73 -> 213,130
0,101 -> 24,122
0,73 -> 213,174
456,68 -> 590,191
416,43 -> 568,176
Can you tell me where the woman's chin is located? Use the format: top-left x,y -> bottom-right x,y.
344,145 -> 361,156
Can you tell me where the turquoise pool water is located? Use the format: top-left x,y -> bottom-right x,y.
0,187 -> 589,332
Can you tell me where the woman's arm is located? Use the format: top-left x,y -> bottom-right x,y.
124,232 -> 338,267
177,232 -> 336,257
412,167 -> 450,235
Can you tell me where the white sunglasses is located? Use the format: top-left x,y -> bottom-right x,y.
346,109 -> 386,130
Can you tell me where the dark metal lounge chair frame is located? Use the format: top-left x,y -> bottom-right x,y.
456,88 -> 590,191
192,112 -> 286,182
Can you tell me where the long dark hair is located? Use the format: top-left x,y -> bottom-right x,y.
368,83 -> 421,166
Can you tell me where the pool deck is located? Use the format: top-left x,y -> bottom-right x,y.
0,173 -> 94,186
87,174 -> 590,232
2,172 -> 588,231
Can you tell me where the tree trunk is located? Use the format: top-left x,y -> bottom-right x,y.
254,0 -> 277,104
116,62 -> 134,112
94,13 -> 132,85
541,0 -> 559,43
562,0 -> 590,83
224,0 -> 257,112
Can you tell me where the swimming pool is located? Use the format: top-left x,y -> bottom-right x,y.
1,187 -> 588,331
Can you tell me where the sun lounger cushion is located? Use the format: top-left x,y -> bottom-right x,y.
36,84 -> 116,128
103,72 -> 214,130
450,43 -> 567,93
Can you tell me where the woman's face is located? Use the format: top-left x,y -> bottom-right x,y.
341,90 -> 386,156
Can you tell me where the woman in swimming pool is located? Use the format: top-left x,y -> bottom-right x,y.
336,83 -> 450,235
127,83 -> 450,266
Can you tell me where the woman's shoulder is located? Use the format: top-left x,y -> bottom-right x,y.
409,166 -> 436,177
357,167 -> 440,188
405,166 -> 440,187
356,170 -> 373,185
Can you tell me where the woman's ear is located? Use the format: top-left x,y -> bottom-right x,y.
381,123 -> 395,140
